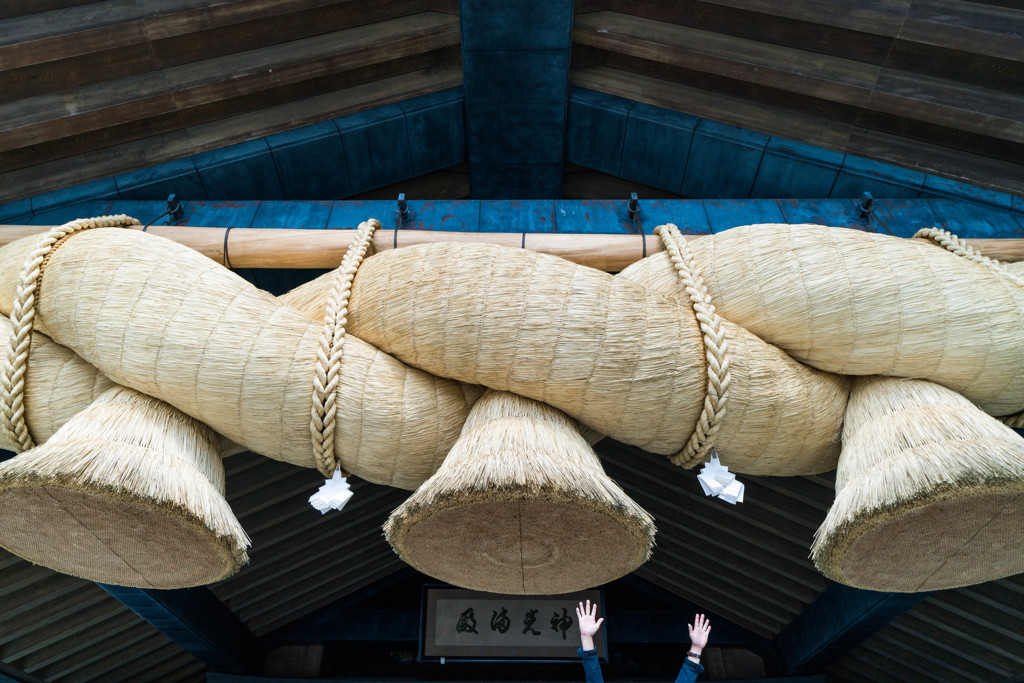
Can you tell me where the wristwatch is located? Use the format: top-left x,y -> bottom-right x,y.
687,651 -> 701,661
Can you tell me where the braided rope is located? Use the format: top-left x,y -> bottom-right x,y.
914,227 -> 1024,288
914,227 -> 1024,427
310,219 -> 380,477
654,224 -> 732,468
0,215 -> 141,453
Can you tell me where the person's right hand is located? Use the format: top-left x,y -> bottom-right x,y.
688,613 -> 711,652
576,600 -> 604,637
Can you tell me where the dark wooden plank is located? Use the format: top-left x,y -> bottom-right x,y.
574,11 -> 880,106
0,1 -> 429,98
854,109 -> 1024,167
0,41 -> 159,102
146,0 -> 426,69
603,52 -> 865,126
0,111 -> 187,173
570,66 -> 857,151
846,127 -> 1024,196
866,68 -> 1024,143
694,0 -> 910,36
884,40 -> 1024,97
175,48 -> 458,129
185,64 -> 462,150
0,0 -> 96,21
0,0 -> 421,72
600,0 -> 900,64
0,13 -> 460,152
898,0 -> 1024,62
0,66 -> 462,203
0,1 -> 160,47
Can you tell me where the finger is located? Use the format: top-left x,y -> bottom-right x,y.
595,617 -> 604,628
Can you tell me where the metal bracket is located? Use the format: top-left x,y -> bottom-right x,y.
627,192 -> 642,235
396,193 -> 411,227
167,194 -> 185,222
856,192 -> 874,222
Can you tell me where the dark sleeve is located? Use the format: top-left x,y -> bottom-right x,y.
578,647 -> 604,683
673,656 -> 705,683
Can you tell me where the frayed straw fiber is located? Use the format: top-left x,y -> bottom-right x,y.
341,241 -> 845,474
0,386 -> 248,587
667,224 -> 1024,416
0,228 -> 478,490
385,389 -> 655,594
812,376 -> 1024,591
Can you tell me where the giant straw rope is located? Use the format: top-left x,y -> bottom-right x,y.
0,217 -> 1022,593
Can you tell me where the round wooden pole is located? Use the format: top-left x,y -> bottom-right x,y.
2,225 -> 1022,269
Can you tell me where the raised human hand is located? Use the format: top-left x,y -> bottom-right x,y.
576,600 -> 604,637
688,613 -> 711,652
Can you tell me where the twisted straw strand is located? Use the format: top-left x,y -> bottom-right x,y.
654,224 -> 731,468
914,227 -> 1024,427
0,215 -> 141,453
310,219 -> 380,477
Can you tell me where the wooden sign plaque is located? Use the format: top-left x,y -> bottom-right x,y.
420,587 -> 606,661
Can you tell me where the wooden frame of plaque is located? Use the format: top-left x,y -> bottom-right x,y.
419,586 -> 607,662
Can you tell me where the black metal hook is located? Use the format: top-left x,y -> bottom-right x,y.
856,192 -> 874,222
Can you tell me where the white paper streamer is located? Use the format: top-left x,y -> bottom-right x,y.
697,452 -> 744,505
309,468 -> 354,514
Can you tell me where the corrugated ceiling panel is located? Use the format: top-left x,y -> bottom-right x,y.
210,452 -> 410,636
828,574 -> 1024,683
598,440 -> 833,639
0,551 -> 204,682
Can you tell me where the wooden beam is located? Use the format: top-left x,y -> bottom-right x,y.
771,582 -> 929,675
0,661 -> 44,683
461,0 -> 573,198
3,223 -> 1023,270
98,584 -> 261,673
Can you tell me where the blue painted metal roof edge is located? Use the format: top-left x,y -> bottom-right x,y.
20,198 -> 1021,240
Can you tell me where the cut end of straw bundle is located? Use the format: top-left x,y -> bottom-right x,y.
0,387 -> 249,588
812,376 -> 1024,592
385,390 -> 655,594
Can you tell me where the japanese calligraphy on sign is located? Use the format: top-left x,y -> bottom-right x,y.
422,588 -> 604,660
